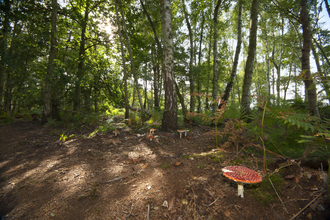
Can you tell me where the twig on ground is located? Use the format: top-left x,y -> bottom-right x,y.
269,178 -> 288,213
124,203 -> 139,218
234,205 -> 241,213
102,174 -> 130,184
289,190 -> 325,220
202,197 -> 220,207
146,203 -> 150,220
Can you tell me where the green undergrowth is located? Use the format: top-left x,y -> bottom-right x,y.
250,174 -> 284,205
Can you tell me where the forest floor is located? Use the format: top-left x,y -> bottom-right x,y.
1,118 -> 330,220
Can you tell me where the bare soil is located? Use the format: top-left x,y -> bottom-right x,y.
1,119 -> 330,220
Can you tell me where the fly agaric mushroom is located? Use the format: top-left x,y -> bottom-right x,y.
113,130 -> 120,137
177,130 -> 184,138
150,128 -> 156,134
222,166 -> 262,198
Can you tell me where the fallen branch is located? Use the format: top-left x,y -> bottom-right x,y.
102,174 -> 131,184
202,197 -> 220,207
289,190 -> 325,220
146,203 -> 150,220
269,177 -> 288,213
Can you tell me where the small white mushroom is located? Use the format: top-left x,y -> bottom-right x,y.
177,130 -> 184,138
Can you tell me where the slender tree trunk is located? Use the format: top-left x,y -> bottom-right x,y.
271,17 -> 284,106
212,0 -> 223,112
312,41 -> 330,103
197,14 -> 205,113
73,2 -> 89,113
262,17 -> 271,98
140,0 -> 161,109
0,0 -> 10,112
152,44 -> 160,108
115,0 -> 129,119
119,0 -> 146,120
241,0 -> 259,119
42,0 -> 57,124
325,0 -> 330,18
220,0 -> 242,108
161,0 -> 177,131
175,81 -> 187,117
300,0 -> 319,117
205,31 -> 212,110
182,0 -> 195,112
236,76 -> 241,104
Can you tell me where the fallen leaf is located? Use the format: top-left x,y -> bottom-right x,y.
224,210 -> 231,217
141,164 -> 148,169
175,161 -> 181,166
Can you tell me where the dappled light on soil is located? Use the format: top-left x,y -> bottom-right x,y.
1,120 -> 330,219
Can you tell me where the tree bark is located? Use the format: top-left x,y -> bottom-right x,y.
241,0 -> 259,119
161,0 -> 177,131
42,0 -> 57,124
182,0 -> 195,112
220,0 -> 242,108
212,0 -> 223,112
300,0 -> 319,117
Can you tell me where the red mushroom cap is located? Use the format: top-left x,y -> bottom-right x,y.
222,166 -> 262,184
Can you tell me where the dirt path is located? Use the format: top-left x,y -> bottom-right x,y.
0,120 -> 329,219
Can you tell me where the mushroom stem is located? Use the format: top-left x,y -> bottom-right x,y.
179,133 -> 182,138
237,182 -> 244,198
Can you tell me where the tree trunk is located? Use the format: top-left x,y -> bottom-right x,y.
205,32 -> 212,110
115,0 -> 130,119
241,0 -> 259,119
300,0 -> 319,117
182,0 -> 195,112
119,0 -> 146,120
325,0 -> 330,18
212,0 -> 223,112
175,81 -> 187,117
73,2 -> 89,113
140,0 -> 161,109
271,18 -> 284,106
220,0 -> 242,108
42,0 -> 57,124
151,44 -> 160,109
312,40 -> 330,103
197,13 -> 205,113
161,0 -> 177,131
0,0 -> 10,112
